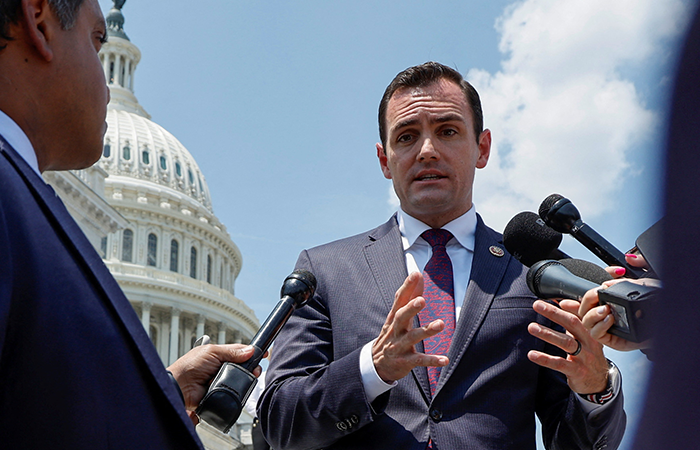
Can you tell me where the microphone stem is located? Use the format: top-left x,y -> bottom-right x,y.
241,295 -> 296,372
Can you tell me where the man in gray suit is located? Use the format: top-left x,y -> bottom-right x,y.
259,62 -> 625,450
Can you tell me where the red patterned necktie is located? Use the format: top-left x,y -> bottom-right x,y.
418,228 -> 456,397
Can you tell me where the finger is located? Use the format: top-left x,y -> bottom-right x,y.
626,253 -> 649,269
393,296 -> 427,331
390,272 -> 423,315
528,322 -> 579,354
527,350 -> 573,375
411,353 -> 450,368
582,307 -> 614,339
533,300 -> 586,339
212,344 -> 255,364
559,299 -> 581,316
604,266 -> 627,278
578,288 -> 602,318
404,318 -> 445,345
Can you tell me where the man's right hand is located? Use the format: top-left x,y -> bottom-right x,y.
371,272 -> 449,383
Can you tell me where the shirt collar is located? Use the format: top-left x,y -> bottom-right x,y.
0,109 -> 40,176
397,206 -> 477,251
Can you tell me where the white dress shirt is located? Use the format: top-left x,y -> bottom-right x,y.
0,109 -> 40,176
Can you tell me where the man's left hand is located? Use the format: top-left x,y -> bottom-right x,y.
527,300 -> 609,394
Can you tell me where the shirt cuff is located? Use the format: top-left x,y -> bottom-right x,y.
575,359 -> 621,414
360,339 -> 397,403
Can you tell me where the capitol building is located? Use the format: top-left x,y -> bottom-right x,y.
43,2 -> 260,449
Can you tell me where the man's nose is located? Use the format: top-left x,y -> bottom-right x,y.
418,138 -> 439,160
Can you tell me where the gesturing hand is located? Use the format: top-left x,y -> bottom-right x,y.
372,272 -> 449,383
527,300 -> 609,394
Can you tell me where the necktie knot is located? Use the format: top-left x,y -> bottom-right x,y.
421,229 -> 453,248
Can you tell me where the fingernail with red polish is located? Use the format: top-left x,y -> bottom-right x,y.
615,268 -> 626,276
626,253 -> 638,259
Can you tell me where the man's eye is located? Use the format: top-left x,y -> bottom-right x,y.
397,134 -> 413,143
442,129 -> 457,136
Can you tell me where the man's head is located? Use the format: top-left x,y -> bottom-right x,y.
376,62 -> 491,228
0,0 -> 108,172
378,62 -> 483,150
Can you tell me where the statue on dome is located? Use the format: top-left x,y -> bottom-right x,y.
113,0 -> 126,11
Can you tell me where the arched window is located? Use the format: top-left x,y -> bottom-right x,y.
207,255 -> 212,284
159,155 -> 167,171
142,150 -> 150,165
170,239 -> 179,272
175,162 -> 182,177
123,144 -> 131,161
147,233 -> 157,267
122,229 -> 133,262
188,169 -> 194,186
103,143 -> 111,157
190,247 -> 197,279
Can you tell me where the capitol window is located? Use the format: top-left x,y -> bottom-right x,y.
190,247 -> 197,279
170,239 -> 179,272
103,142 -> 111,158
123,144 -> 131,161
142,150 -> 150,165
147,233 -> 157,267
207,254 -> 212,284
175,162 -> 182,177
122,229 -> 134,263
159,155 -> 167,171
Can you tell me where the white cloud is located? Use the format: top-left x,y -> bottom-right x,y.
466,0 -> 688,231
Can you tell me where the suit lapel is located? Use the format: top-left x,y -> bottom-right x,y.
0,137 -> 197,436
363,216 -> 433,400
435,215 -> 510,396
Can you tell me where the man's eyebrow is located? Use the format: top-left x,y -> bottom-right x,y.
392,114 -> 464,133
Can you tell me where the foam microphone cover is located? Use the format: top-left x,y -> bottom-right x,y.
558,258 -> 613,285
503,211 -> 564,267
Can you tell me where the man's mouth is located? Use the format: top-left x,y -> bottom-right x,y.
416,174 -> 444,181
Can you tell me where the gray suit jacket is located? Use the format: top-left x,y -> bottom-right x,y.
259,215 -> 625,450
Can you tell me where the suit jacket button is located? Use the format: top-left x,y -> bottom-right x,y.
429,408 -> 443,422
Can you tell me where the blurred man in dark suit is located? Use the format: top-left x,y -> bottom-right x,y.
0,1 -> 259,447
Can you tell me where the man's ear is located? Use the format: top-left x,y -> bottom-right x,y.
21,0 -> 55,62
376,143 -> 392,180
476,129 -> 491,169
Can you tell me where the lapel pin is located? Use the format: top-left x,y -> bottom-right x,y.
489,246 -> 505,257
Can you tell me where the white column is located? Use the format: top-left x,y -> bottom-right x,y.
196,315 -> 205,339
114,52 -> 122,87
217,322 -> 226,345
169,308 -> 181,365
141,302 -> 152,336
159,314 -> 170,366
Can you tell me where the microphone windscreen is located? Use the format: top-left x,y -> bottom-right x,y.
558,258 -> 612,285
503,211 -> 563,267
538,193 -> 564,219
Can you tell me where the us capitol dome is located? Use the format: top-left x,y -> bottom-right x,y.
43,2 -> 260,448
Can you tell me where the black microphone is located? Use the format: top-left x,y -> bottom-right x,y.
538,194 -> 646,279
196,270 -> 317,433
504,211 -> 570,267
527,260 -> 658,342
527,259 -> 599,300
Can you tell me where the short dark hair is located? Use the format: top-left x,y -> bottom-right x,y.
378,61 -> 483,148
0,0 -> 84,49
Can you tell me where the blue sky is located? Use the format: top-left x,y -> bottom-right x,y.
98,1 -> 693,448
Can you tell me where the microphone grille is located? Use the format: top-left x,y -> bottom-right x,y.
558,259 -> 612,285
538,193 -> 565,219
503,211 -> 563,267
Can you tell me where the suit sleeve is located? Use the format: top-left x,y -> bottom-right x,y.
257,250 -> 389,450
